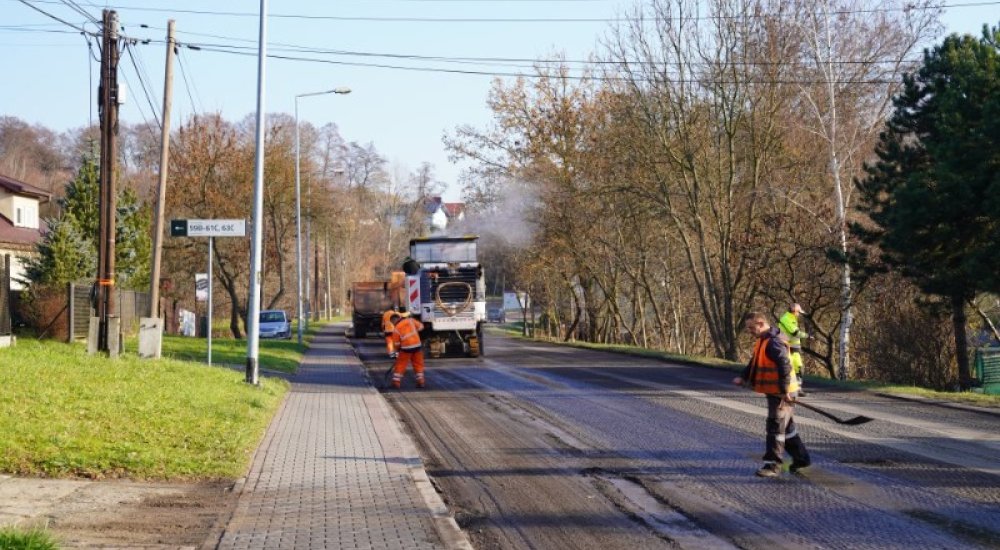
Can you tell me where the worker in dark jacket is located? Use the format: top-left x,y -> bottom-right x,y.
732,311 -> 811,477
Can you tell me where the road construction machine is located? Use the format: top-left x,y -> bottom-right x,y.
402,236 -> 486,358
350,272 -> 405,338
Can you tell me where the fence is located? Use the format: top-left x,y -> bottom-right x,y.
973,347 -> 1000,395
67,282 -> 151,343
0,255 -> 10,337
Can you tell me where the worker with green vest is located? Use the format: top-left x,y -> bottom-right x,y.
733,311 -> 811,478
778,303 -> 808,396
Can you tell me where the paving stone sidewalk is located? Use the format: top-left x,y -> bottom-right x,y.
212,324 -> 470,550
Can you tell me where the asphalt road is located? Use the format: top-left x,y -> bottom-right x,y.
352,329 -> 1000,550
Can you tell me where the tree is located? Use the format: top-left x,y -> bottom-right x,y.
853,26 -> 1000,389
790,0 -> 940,380
23,212 -> 94,285
26,155 -> 150,290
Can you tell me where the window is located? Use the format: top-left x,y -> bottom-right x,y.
410,240 -> 477,263
15,208 -> 22,225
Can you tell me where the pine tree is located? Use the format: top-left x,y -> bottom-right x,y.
853,26 -> 1000,389
26,155 -> 152,290
23,212 -> 95,285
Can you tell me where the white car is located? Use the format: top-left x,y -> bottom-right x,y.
259,310 -> 292,339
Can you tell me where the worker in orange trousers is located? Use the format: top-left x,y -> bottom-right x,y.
390,313 -> 426,389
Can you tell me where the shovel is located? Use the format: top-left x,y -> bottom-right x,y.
795,399 -> 874,426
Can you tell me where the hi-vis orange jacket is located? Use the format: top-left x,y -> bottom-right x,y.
393,317 -> 425,351
743,327 -> 799,395
382,310 -> 396,334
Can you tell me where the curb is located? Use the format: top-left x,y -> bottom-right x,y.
344,335 -> 474,550
872,391 -> 1000,416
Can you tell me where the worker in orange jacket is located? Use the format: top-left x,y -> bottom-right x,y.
732,311 -> 810,478
390,313 -> 426,389
382,307 -> 398,358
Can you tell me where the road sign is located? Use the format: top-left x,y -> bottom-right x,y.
170,219 -> 246,238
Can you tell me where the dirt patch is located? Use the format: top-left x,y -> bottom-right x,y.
0,476 -> 238,548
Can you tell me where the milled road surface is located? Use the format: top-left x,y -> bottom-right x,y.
353,329 -> 1000,550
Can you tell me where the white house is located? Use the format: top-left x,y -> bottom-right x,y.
424,196 -> 466,232
0,174 -> 50,290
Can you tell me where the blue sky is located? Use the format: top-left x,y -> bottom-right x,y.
2,1 -> 998,200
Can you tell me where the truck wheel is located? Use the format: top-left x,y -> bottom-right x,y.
475,322 -> 485,358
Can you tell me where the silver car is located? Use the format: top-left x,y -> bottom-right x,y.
259,310 -> 292,339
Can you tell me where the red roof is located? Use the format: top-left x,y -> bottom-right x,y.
0,213 -> 45,249
0,173 -> 51,202
442,202 -> 464,217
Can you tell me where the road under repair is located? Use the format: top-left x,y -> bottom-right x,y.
353,330 -> 1000,550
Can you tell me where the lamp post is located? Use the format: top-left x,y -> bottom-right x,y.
295,86 -> 350,344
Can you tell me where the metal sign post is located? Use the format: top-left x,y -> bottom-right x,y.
171,219 -> 246,365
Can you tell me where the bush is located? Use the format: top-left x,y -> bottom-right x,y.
18,284 -> 70,341
854,274 -> 957,389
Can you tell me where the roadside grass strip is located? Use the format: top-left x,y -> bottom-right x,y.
0,526 -> 58,550
0,338 -> 289,480
492,324 -> 1000,408
158,333 -> 304,373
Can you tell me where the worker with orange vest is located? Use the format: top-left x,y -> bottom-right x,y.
389,313 -> 426,389
732,311 -> 810,478
382,307 -> 399,358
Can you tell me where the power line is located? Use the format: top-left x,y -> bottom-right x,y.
58,0 -> 99,25
165,31 -> 927,69
123,41 -> 161,129
176,49 -> 202,114
17,0 -> 999,23
13,0 -> 94,35
183,42 -> 905,85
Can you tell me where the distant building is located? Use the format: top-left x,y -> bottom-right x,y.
0,174 -> 50,290
424,196 -> 465,232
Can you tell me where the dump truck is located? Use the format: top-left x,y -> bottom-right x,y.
402,236 -> 486,357
350,272 -> 405,338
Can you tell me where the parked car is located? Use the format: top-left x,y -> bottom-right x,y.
487,307 -> 506,323
259,310 -> 292,339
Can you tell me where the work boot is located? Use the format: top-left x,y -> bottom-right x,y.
790,459 -> 812,473
755,463 -> 782,478
416,377 -> 426,389
391,380 -> 401,389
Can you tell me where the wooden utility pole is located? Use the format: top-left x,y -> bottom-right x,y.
149,20 -> 176,319
97,9 -> 120,353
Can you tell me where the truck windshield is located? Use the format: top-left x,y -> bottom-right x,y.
411,241 -> 477,263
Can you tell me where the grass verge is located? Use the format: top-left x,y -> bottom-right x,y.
0,338 -> 289,480
491,324 -> 1000,408
0,527 -> 58,550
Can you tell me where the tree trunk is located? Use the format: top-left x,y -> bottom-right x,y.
952,292 -> 971,390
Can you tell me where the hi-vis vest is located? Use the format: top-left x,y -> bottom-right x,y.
393,317 -> 424,350
749,336 -> 799,395
778,311 -> 803,350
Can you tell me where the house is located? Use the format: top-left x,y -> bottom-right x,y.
424,196 -> 466,232
0,173 -> 50,290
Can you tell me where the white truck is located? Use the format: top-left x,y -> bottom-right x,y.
402,236 -> 486,358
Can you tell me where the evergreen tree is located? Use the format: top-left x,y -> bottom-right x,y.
23,212 -> 95,285
27,154 -> 152,290
115,188 -> 152,290
853,25 -> 1000,389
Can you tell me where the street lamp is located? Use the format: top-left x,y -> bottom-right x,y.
295,86 -> 350,344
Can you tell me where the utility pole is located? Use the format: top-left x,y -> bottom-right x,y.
97,9 -> 120,354
149,20 -> 175,320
